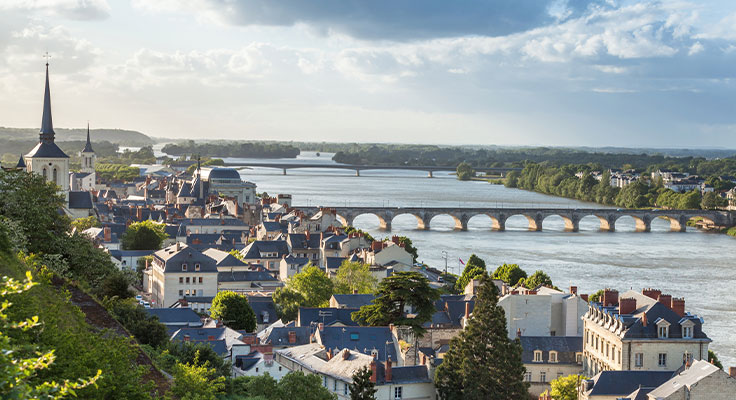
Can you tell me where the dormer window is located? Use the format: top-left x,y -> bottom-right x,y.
533,350 -> 543,362
182,263 -> 188,271
549,351 -> 558,363
681,320 -> 695,338
195,263 -> 200,271
656,318 -> 670,339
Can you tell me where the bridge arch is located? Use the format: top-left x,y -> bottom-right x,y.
349,212 -> 391,231
614,214 -> 651,232
542,214 -> 579,232
467,214 -> 503,231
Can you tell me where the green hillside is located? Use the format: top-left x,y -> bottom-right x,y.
0,127 -> 154,146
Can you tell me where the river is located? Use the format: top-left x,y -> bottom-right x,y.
198,150 -> 735,367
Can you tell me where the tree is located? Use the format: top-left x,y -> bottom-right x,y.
435,273 -> 528,399
171,356 -> 226,400
279,371 -> 337,400
98,270 -> 134,299
521,270 -> 554,289
349,366 -> 377,400
333,261 -> 377,295
70,215 -> 100,232
272,287 -> 306,322
701,192 -> 727,210
121,220 -> 168,250
229,373 -> 280,399
396,236 -> 418,262
210,291 -> 257,332
0,272 -> 101,399
456,162 -> 475,181
136,256 -> 152,286
709,349 -> 723,369
108,298 -> 168,348
352,271 -> 440,336
550,374 -> 586,400
589,289 -> 604,303
456,254 -> 487,291
288,265 -> 334,307
491,263 -> 527,286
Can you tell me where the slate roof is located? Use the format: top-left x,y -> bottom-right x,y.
331,294 -> 375,309
286,233 -> 322,249
584,371 -> 675,397
519,336 -> 582,364
283,255 -> 310,266
67,191 -> 94,209
153,243 -> 218,273
325,257 -> 347,270
261,221 -> 287,233
391,365 -> 431,384
145,307 -> 202,326
217,270 -> 278,283
170,327 -> 244,352
202,167 -> 241,181
647,360 -> 721,398
318,326 -> 397,363
202,248 -> 247,267
260,326 -> 312,346
240,240 -> 290,259
16,155 -> 25,168
298,307 -> 359,327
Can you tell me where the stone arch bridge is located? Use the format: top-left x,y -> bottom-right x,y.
297,206 -> 733,232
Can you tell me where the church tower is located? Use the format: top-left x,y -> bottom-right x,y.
80,123 -> 96,174
24,62 -> 70,198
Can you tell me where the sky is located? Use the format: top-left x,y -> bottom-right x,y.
1,0 -> 736,147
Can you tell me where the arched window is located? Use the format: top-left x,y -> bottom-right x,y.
42,167 -> 48,179
52,168 -> 58,184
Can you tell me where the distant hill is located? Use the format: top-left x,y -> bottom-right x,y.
0,127 -> 154,146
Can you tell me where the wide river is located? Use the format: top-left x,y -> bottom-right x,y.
208,151 -> 735,367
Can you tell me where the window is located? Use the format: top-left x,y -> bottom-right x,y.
658,325 -> 668,338
182,263 -> 187,271
179,290 -> 183,296
333,379 -> 337,391
576,353 -> 583,364
394,387 -> 402,400
42,168 -> 48,179
533,350 -> 543,362
323,376 -> 327,387
52,168 -> 58,184
186,277 -> 190,284
683,326 -> 693,338
524,372 -> 531,382
179,277 -> 183,284
635,353 -> 643,367
199,277 -> 203,284
255,367 -> 258,372
344,382 -> 348,395
195,263 -> 200,271
540,372 -> 546,383
658,353 -> 667,367
350,333 -> 359,341
549,351 -> 558,363
279,366 -> 282,371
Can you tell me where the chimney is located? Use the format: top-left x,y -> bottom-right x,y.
207,335 -> 215,340
517,328 -> 522,338
619,298 -> 637,315
326,348 -> 333,360
103,227 -> 111,242
318,322 -> 324,331
179,298 -> 187,306
464,302 -> 470,320
389,323 -> 394,332
385,355 -> 392,382
569,286 -> 578,295
370,359 -> 377,383
603,289 -> 619,307
391,235 -> 399,245
729,367 -> 736,378
657,294 -> 672,309
288,331 -> 296,344
176,242 -> 181,251
642,288 -> 661,300
183,335 -> 190,342
342,349 -> 350,360
305,231 -> 310,241
137,206 -> 143,220
580,294 -> 589,302
641,312 -> 648,327
671,298 -> 685,317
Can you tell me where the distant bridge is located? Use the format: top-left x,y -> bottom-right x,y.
224,162 -> 520,177
294,206 -> 733,232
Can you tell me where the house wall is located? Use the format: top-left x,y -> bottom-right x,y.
373,245 -> 413,267
26,156 -> 70,194
685,370 -> 736,400
524,363 -> 583,397
500,295 -> 551,338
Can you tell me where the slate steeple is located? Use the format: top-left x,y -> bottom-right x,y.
40,62 -> 55,144
82,122 -> 94,153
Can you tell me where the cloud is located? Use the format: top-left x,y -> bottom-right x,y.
132,0 -> 612,40
0,0 -> 111,20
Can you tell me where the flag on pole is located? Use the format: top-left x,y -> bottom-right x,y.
459,258 -> 465,265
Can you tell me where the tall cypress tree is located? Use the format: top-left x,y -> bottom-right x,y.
349,366 -> 377,400
435,273 -> 528,400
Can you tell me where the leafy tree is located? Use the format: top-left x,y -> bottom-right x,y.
352,271 -> 440,336
228,248 -> 246,262
98,270 -> 135,299
491,263 -> 527,286
157,340 -> 229,378
171,356 -> 226,400
344,226 -> 374,242
288,265 -> 334,307
210,291 -> 257,332
456,162 -> 475,181
589,289 -> 604,303
229,373 -> 280,399
435,273 -> 528,399
709,349 -> 723,369
121,220 -> 168,250
333,261 -> 377,295
0,272 -> 101,399
279,371 -> 337,400
70,215 -> 100,232
456,254 -> 487,291
550,374 -> 586,400
521,270 -> 554,289
0,170 -> 69,255
349,366 -> 377,400
108,298 -> 168,348
272,287 -> 306,322
95,163 -> 140,181
701,192 -> 727,210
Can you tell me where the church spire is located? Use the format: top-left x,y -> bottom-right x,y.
40,62 -> 55,144
82,121 -> 94,153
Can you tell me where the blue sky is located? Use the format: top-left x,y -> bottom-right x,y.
1,0 -> 736,147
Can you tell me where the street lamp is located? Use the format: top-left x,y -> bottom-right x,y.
441,251 -> 448,276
